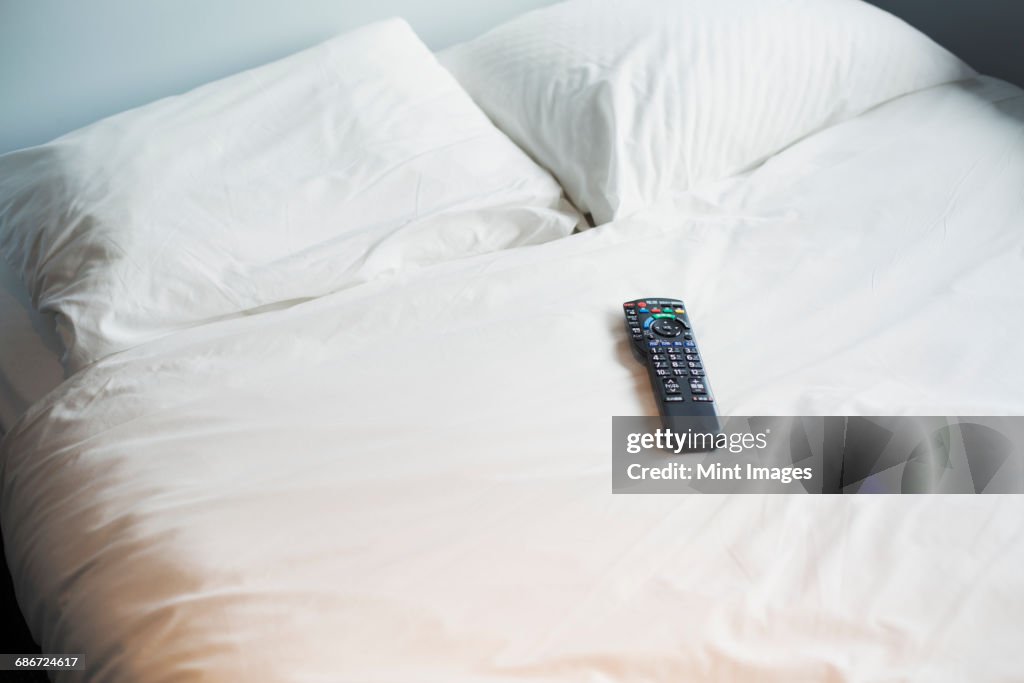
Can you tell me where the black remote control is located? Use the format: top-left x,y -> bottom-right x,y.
623,298 -> 719,435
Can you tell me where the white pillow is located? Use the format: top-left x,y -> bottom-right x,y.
439,0 -> 973,224
0,19 -> 579,371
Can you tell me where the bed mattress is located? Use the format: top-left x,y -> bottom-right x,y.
2,76 -> 1024,681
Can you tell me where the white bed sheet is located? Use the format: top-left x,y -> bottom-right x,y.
2,77 -> 1024,682
0,258 -> 64,434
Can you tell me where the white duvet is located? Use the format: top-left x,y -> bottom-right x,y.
3,77 -> 1024,682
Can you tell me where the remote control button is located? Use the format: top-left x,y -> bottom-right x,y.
654,361 -> 669,369
672,341 -> 684,346
675,308 -> 685,314
663,378 -> 682,394
660,341 -> 673,347
651,307 -> 662,313
623,302 -> 635,308
693,395 -> 713,402
646,332 -> 655,339
688,362 -> 703,369
668,354 -> 682,361
652,319 -> 684,338
683,334 -> 693,340
673,369 -> 688,377
690,369 -> 705,377
648,341 -> 659,348
665,395 -> 684,402
639,308 -> 649,314
655,369 -> 671,377
631,327 -> 641,335
637,301 -> 647,308
683,341 -> 696,348
685,353 -> 699,361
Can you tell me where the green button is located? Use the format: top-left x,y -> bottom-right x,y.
652,313 -> 676,319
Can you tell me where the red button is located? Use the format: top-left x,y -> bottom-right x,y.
623,302 -> 635,307
651,308 -> 662,313
637,301 -> 646,307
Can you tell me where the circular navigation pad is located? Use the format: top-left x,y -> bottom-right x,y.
651,318 -> 684,338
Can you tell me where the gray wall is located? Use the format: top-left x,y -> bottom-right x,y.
869,0 -> 1023,88
0,0 -> 558,155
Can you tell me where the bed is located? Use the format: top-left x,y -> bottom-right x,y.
2,0 -> 1023,681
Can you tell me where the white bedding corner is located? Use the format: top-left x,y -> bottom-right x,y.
0,257 -> 64,432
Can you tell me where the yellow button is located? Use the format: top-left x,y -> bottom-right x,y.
675,308 -> 685,314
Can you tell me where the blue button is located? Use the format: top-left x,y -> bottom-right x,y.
660,341 -> 673,347
648,341 -> 659,347
643,317 -> 654,329
684,341 -> 696,347
639,308 -> 649,314
672,341 -> 684,346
